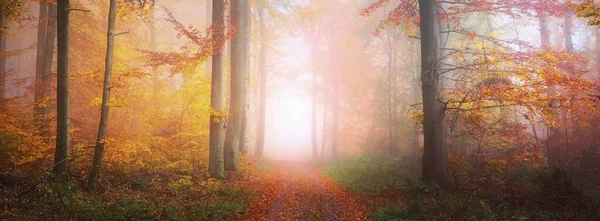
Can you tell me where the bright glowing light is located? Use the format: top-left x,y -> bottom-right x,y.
263,36 -> 314,162
264,97 -> 312,162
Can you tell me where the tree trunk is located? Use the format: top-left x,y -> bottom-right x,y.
54,0 -> 70,176
331,79 -> 339,159
205,0 -> 213,72
419,0 -> 447,186
539,9 -> 560,166
311,38 -> 318,159
564,13 -> 573,54
597,30 -> 600,81
239,1 -> 251,155
539,12 -> 550,49
224,0 -> 245,172
387,46 -> 395,155
41,5 -> 57,130
0,11 -> 6,105
255,0 -> 267,158
410,41 -> 420,156
35,2 -> 56,136
321,87 -> 327,159
209,0 -> 226,178
34,2 -> 48,121
88,0 -> 117,189
149,2 -> 159,108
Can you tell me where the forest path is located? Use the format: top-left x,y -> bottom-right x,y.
244,161 -> 369,220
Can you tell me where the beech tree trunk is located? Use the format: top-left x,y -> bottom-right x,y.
255,0 -> 267,158
224,0 -> 246,172
209,0 -> 226,178
54,0 -> 70,176
0,11 -> 6,105
419,0 -> 447,186
88,0 -> 117,188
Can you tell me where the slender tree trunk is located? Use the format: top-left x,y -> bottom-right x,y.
34,2 -> 49,120
88,0 -> 117,188
239,0 -> 251,155
209,0 -> 226,178
419,0 -> 446,186
321,87 -> 327,159
149,2 -> 159,108
205,0 -> 213,72
539,12 -> 550,49
0,11 -> 6,105
564,13 -> 573,54
35,2 -> 55,136
539,9 -> 560,166
597,30 -> 600,81
387,47 -> 395,155
331,79 -> 339,159
255,0 -> 267,157
41,6 -> 57,132
410,42 -> 420,155
311,41 -> 318,159
54,0 -> 70,176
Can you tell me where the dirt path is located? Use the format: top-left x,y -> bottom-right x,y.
245,161 -> 369,221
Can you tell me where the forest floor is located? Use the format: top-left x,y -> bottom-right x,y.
244,161 -> 369,220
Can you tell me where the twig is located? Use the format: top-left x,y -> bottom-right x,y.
68,8 -> 91,12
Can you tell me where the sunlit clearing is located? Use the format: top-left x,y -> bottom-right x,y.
263,36 -> 314,162
265,97 -> 312,162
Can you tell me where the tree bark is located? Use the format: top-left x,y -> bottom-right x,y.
209,0 -> 226,178
53,0 -> 70,176
419,0 -> 447,186
0,11 -> 6,105
88,0 -> 117,189
255,0 -> 267,158
225,0 -> 246,172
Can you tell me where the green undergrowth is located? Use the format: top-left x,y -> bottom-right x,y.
2,173 -> 252,220
321,156 -> 598,221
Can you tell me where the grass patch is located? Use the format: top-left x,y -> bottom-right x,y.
321,156 -> 596,221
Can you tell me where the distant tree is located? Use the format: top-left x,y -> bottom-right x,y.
239,1 -> 251,155
255,0 -> 268,158
88,0 -> 118,188
34,1 -> 56,136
